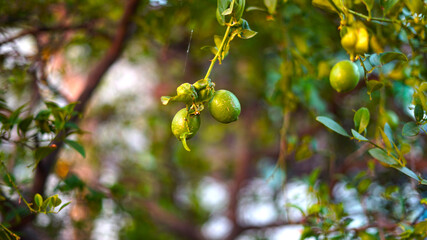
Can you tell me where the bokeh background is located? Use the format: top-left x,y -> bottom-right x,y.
1,0 -> 427,239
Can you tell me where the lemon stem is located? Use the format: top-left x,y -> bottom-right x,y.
204,18 -> 234,80
358,55 -> 368,83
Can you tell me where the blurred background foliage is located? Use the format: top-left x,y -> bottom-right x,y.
0,0 -> 427,239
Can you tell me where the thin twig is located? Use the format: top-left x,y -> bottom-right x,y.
204,18 -> 234,80
0,160 -> 35,213
347,9 -> 399,24
0,223 -> 21,240
0,23 -> 91,46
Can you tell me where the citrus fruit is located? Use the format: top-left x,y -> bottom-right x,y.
355,27 -> 369,54
208,90 -> 241,123
341,29 -> 357,53
329,60 -> 360,92
171,108 -> 201,151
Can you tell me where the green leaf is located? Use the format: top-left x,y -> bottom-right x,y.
218,0 -> 231,13
354,107 -> 370,133
379,127 -> 393,150
201,46 -> 218,55
420,82 -> 427,92
308,168 -> 320,186
264,0 -> 277,14
35,146 -> 55,162
65,122 -> 80,130
63,102 -> 77,115
402,122 -> 419,137
45,101 -> 59,109
379,52 -> 408,65
34,193 -> 43,208
64,139 -> 86,158
57,202 -> 71,213
35,109 -> 51,121
0,98 -> 9,112
361,0 -> 374,12
383,0 -> 399,14
383,185 -> 399,199
216,8 -> 226,25
351,129 -> 368,141
237,19 -> 257,39
416,91 -> 427,115
7,104 -> 27,129
368,148 -> 398,165
285,203 -> 306,217
384,123 -> 394,145
367,80 -> 384,95
394,166 -> 419,181
0,113 -> 7,124
234,0 -> 245,20
414,104 -> 424,122
222,7 -> 233,15
368,54 -> 381,67
40,197 -> 51,212
246,6 -> 266,12
18,115 -> 33,135
316,116 -> 350,137
312,0 -> 341,13
238,29 -> 257,39
160,96 -> 171,105
240,19 -> 252,30
357,178 -> 371,194
51,195 -> 62,207
217,0 -> 231,25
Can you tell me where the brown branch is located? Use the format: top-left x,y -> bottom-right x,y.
0,23 -> 92,46
233,218 -> 398,239
241,220 -> 303,231
10,0 -> 141,231
319,221 -> 398,235
225,121 -> 254,240
32,0 -> 140,197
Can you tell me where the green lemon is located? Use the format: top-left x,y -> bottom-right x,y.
208,90 -> 241,123
171,108 -> 201,151
329,60 -> 360,92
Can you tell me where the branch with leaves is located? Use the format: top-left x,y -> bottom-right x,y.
161,0 -> 256,151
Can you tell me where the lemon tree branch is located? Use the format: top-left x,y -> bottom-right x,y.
204,18 -> 234,80
347,9 -> 399,24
